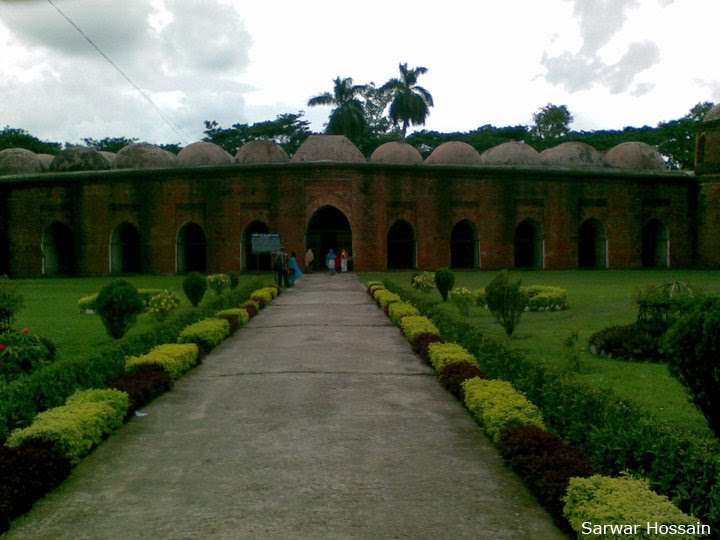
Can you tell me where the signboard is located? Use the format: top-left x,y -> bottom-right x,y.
251,233 -> 281,254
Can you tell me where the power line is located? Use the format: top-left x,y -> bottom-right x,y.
45,0 -> 190,144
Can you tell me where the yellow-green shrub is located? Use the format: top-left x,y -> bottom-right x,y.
524,285 -> 568,311
463,378 -> 545,443
216,308 -> 250,325
374,289 -> 401,310
177,318 -> 230,350
366,280 -> 383,288
428,342 -> 477,372
250,288 -> 273,306
473,288 -> 487,307
388,302 -> 420,325
125,343 -> 199,381
369,285 -> 385,296
7,388 -> 129,465
563,474 -> 704,539
400,315 -> 440,343
78,295 -> 97,313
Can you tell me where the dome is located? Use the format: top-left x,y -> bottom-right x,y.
704,103 -> 720,123
291,135 -> 365,163
540,142 -> 604,167
50,146 -> 110,172
370,141 -> 423,164
481,142 -> 541,166
99,151 -> 116,168
36,153 -> 55,171
177,141 -> 233,166
604,142 -> 665,170
235,140 -> 290,164
425,141 -> 482,165
0,148 -> 42,175
115,142 -> 177,169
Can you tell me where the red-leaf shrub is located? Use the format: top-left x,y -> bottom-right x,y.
437,361 -> 489,400
0,440 -> 71,533
498,425 -> 595,524
108,364 -> 172,413
411,333 -> 445,363
219,315 -> 239,335
244,303 -> 258,319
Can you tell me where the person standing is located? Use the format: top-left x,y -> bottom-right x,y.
273,248 -> 290,288
288,252 -> 303,286
340,249 -> 349,273
326,248 -> 336,275
304,248 -> 314,273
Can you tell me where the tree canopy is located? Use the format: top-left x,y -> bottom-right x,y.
307,77 -> 368,145
0,127 -> 61,155
203,113 -> 311,156
380,63 -> 434,139
532,103 -> 574,141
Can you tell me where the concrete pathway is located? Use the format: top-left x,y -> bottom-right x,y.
4,274 -> 565,540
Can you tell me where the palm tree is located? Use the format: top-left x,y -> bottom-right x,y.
381,63 -> 434,139
307,77 -> 368,144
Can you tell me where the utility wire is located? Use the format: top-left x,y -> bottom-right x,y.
45,0 -> 190,144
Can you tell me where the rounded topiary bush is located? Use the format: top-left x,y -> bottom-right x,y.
183,272 -> 207,307
228,271 -> 240,289
434,268 -> 455,302
94,280 -> 144,339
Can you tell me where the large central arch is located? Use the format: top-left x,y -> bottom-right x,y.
387,219 -> 416,269
306,205 -> 352,270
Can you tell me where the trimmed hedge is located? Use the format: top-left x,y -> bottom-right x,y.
250,288 -> 273,308
373,289 -> 401,311
463,378 -> 545,444
588,322 -> 663,361
0,277 -> 265,445
77,288 -> 164,313
381,278 -> 720,531
6,388 -> 130,465
472,285 -> 568,311
216,308 -> 250,334
108,364 -> 172,413
400,315 -> 440,343
563,474 -> 705,539
177,318 -> 230,354
388,302 -> 420,325
427,342 -> 476,372
437,361 -> 488,400
125,343 -> 199,381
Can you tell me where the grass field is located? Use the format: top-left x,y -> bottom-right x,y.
364,269 -> 720,442
9,274 -> 272,362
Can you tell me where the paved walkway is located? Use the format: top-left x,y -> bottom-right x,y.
4,274 -> 564,540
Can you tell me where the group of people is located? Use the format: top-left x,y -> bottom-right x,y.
325,248 -> 350,275
273,247 -> 351,288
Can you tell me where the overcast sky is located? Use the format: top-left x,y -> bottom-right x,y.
1,0 -> 718,146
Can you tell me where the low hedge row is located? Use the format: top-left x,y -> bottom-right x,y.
381,278 -> 720,532
6,388 -> 130,465
216,308 -> 250,334
388,302 -> 420,325
427,342 -> 476,372
0,277 -> 265,445
564,474 -> 705,539
474,285 -> 568,311
108,364 -> 172,413
373,289 -> 400,311
399,315 -> 440,343
177,318 -> 230,357
125,343 -> 199,381
78,288 -> 164,313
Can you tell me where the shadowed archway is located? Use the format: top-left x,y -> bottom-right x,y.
42,221 -> 75,275
514,219 -> 543,269
110,222 -> 141,274
242,220 -> 271,272
177,222 -> 207,273
578,219 -> 607,269
642,219 -> 669,268
306,206 -> 352,271
451,219 -> 478,269
387,220 -> 415,270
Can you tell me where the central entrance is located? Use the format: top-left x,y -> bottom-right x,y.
306,206 -> 352,271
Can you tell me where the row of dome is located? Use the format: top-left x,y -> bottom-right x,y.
0,135 -> 668,176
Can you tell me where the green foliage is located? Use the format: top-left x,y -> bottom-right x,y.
373,289 -> 400,310
250,288 -> 273,306
0,330 -> 53,381
94,280 -> 144,339
380,63 -> 434,138
463,377 -> 545,444
146,290 -> 181,321
400,315 -> 440,343
427,342 -> 476,372
485,270 -> 528,336
125,343 -> 199,381
388,302 -> 420,325
524,285 -> 568,311
177,318 -> 230,352
563,474 -> 703,539
0,278 -> 24,332
434,268 -> 455,302
81,136 -> 138,153
562,330 -> 582,373
0,126 -> 61,154
411,271 -> 435,292
7,388 -> 129,465
532,103 -> 574,141
207,273 -> 230,296
308,77 -> 368,145
588,322 -> 664,362
228,272 -> 240,289
663,300 -> 720,438
203,113 -> 310,155
449,287 -> 473,316
183,272 -> 207,307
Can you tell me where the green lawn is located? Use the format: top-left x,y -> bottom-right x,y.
365,269 -> 720,442
10,274 -> 272,362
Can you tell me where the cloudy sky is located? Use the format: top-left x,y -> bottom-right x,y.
1,0 -> 718,146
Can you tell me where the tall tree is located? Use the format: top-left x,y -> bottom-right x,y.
82,136 -> 138,153
0,126 -> 61,154
381,63 -> 434,139
532,103 -> 574,141
203,113 -> 311,155
307,77 -> 367,144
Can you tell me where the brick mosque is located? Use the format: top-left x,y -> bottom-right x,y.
0,102 -> 719,277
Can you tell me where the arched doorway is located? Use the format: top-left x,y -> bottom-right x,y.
306,206 -> 352,271
578,219 -> 608,269
177,222 -> 207,273
110,222 -> 141,274
642,219 -> 669,268
242,220 -> 271,272
451,219 -> 478,269
514,219 -> 543,269
42,221 -> 75,275
387,220 -> 415,269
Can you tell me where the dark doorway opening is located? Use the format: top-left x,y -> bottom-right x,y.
177,222 -> 207,273
306,206 -> 352,271
514,219 -> 543,268
110,222 -> 141,274
387,220 -> 415,269
578,219 -> 607,268
451,219 -> 478,269
641,219 -> 668,268
43,221 -> 76,275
